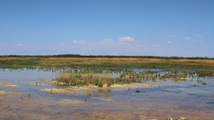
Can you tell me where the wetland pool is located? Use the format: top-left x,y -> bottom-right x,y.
0,68 -> 214,120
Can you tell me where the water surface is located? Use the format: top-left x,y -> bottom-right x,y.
0,68 -> 214,120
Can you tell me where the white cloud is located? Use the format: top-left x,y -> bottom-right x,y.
166,35 -> 175,38
167,40 -> 173,44
72,40 -> 86,43
183,37 -> 204,42
16,44 -> 24,47
2,36 -> 212,57
183,37 -> 192,40
143,35 -> 148,38
153,44 -> 162,47
102,39 -> 112,41
0,44 -> 7,46
118,36 -> 135,42
195,34 -> 203,38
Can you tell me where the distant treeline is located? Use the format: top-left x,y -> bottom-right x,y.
0,54 -> 213,60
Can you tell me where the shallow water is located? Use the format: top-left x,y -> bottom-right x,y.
0,68 -> 214,120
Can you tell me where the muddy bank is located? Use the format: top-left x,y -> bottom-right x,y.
58,99 -> 85,105
0,83 -> 17,88
0,80 -> 17,88
0,91 -> 20,96
41,83 -> 152,94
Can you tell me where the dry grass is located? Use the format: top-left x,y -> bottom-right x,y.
16,57 -> 214,64
1,56 -> 214,68
54,72 -> 114,87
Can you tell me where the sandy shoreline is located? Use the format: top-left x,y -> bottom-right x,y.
0,83 -> 17,88
0,80 -> 18,88
0,91 -> 20,96
41,83 -> 152,94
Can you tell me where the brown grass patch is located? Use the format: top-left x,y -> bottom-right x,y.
1,56 -> 214,67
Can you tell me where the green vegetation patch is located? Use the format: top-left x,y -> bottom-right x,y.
52,69 -> 214,87
196,70 -> 214,77
54,72 -> 127,88
0,60 -> 38,69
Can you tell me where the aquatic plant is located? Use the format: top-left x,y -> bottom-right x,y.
52,69 -> 202,87
53,69 -> 147,87
159,73 -> 187,81
196,70 -> 214,77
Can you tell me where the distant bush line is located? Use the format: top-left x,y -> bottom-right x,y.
0,54 -> 213,60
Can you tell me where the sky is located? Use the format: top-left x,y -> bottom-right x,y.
0,0 -> 214,57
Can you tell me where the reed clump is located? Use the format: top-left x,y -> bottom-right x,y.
196,70 -> 214,77
54,72 -> 123,88
54,69 -> 193,87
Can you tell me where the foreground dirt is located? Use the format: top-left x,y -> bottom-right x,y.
1,95 -> 213,120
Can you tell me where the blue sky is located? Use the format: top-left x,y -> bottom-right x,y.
0,0 -> 214,57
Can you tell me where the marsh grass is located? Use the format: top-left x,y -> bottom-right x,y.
119,70 -> 189,82
54,72 -> 128,87
52,69 -> 212,87
196,70 -> 214,77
